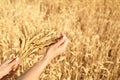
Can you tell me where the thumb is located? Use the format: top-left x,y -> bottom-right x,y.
8,57 -> 19,67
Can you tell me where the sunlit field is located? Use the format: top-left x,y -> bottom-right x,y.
0,0 -> 120,80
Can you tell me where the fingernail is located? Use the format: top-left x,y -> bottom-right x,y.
16,57 -> 19,61
13,69 -> 16,71
63,35 -> 66,39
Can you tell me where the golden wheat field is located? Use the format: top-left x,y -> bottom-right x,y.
0,0 -> 120,80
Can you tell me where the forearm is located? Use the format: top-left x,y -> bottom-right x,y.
17,56 -> 51,80
0,73 -> 4,79
0,71 -> 7,79
17,34 -> 68,80
0,71 -> 4,79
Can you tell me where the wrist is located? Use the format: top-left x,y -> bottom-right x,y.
42,54 -> 53,62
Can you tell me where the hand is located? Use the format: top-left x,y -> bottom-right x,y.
44,34 -> 69,60
0,58 -> 19,79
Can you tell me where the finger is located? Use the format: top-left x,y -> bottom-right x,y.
5,65 -> 19,79
4,59 -> 13,64
8,57 -> 19,67
47,34 -> 65,47
55,34 -> 66,47
64,39 -> 69,47
59,38 -> 68,49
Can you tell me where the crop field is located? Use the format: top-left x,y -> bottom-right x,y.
0,0 -> 120,80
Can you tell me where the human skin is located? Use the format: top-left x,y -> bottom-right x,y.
0,34 -> 68,80
17,34 -> 69,80
0,58 -> 19,79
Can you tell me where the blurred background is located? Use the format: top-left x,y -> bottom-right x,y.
0,0 -> 120,80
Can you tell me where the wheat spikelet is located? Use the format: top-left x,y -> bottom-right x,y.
18,29 -> 56,62
0,0 -> 120,80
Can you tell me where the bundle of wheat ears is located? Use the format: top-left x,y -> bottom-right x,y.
18,27 -> 57,62
0,0 -> 120,80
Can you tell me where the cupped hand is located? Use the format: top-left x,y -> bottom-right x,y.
44,34 -> 69,60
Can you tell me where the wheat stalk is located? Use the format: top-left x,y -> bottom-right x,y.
18,29 -> 56,62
